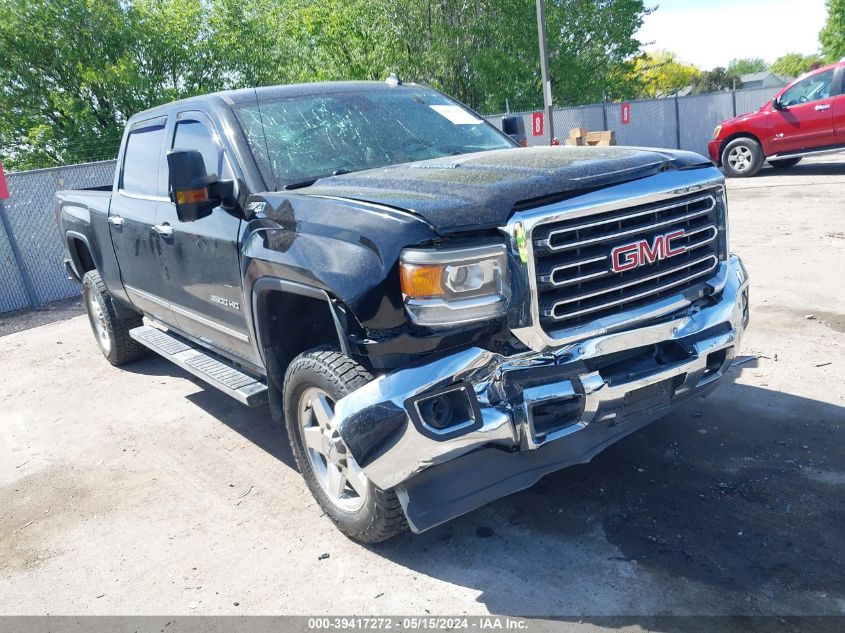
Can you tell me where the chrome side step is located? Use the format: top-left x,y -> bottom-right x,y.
769,146 -> 845,160
129,325 -> 268,407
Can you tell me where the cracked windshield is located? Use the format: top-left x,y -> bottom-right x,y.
236,88 -> 514,189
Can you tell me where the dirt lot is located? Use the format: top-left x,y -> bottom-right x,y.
1,156 -> 844,621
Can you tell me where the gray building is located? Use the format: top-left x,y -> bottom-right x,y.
736,71 -> 790,89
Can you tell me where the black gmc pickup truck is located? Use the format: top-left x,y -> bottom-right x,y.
57,80 -> 749,542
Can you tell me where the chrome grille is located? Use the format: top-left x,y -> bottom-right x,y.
531,190 -> 725,334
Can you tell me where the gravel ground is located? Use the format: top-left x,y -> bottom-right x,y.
0,297 -> 83,338
1,155 -> 844,622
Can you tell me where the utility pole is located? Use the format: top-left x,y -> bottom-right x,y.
535,0 -> 554,143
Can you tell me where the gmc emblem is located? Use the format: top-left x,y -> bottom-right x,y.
611,230 -> 687,273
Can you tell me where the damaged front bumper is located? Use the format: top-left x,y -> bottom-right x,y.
334,255 -> 750,532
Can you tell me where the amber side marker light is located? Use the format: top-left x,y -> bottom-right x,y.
514,222 -> 528,264
400,262 -> 445,298
175,187 -> 210,205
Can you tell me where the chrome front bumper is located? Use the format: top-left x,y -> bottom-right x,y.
334,255 -> 749,530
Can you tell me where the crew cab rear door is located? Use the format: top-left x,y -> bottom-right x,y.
769,67 -> 837,155
155,110 -> 257,365
109,116 -> 177,324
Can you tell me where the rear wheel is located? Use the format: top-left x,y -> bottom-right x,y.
721,137 -> 764,177
283,348 -> 408,543
82,270 -> 146,366
768,156 -> 802,169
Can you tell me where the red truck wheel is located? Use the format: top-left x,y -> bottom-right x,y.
721,137 -> 764,178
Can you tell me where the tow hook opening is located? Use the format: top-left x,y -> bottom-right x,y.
530,394 -> 585,441
702,348 -> 728,380
740,288 -> 750,326
597,340 -> 691,386
407,383 -> 483,439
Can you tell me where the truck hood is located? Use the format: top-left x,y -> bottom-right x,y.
299,146 -> 711,234
721,105 -> 767,127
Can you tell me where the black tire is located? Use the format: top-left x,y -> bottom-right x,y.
721,137 -> 764,178
768,156 -> 802,169
283,347 -> 408,543
81,270 -> 147,366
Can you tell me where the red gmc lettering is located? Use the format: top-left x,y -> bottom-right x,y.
611,230 -> 687,273
664,229 -> 687,257
611,243 -> 640,272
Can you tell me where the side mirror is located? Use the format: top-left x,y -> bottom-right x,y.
773,96 -> 784,111
167,150 -> 218,222
502,115 -> 528,147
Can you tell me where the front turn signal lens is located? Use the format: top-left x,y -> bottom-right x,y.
400,263 -> 445,298
712,125 -> 722,139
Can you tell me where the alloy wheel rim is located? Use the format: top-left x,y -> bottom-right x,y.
728,146 -> 753,172
298,387 -> 368,512
87,290 -> 111,355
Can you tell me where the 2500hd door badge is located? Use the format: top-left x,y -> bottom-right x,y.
210,295 -> 240,310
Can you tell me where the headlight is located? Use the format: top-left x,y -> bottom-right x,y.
399,242 -> 511,326
712,125 -> 722,139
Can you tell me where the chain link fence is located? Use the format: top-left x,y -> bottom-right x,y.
0,161 -> 116,314
487,86 -> 781,154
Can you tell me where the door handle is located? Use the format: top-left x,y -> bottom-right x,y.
108,216 -> 125,227
151,223 -> 174,237
815,104 -> 831,111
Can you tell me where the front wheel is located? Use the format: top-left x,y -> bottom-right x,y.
768,156 -> 802,169
721,137 -> 764,177
283,348 -> 408,543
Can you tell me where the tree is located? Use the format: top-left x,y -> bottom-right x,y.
378,0 -> 651,110
0,0 -> 652,169
0,0 -> 132,169
0,0 -> 232,170
821,0 -> 845,61
630,50 -> 700,97
770,52 -> 825,78
543,0 -> 652,105
691,67 -> 736,94
727,58 -> 768,76
377,1 -> 537,113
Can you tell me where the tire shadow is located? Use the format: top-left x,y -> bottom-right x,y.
757,160 -> 845,177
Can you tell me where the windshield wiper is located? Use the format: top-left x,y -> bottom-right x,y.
284,178 -> 321,190
283,169 -> 351,191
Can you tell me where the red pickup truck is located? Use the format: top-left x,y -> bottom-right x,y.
709,62 -> 845,177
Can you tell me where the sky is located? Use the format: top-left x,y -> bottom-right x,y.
636,0 -> 828,70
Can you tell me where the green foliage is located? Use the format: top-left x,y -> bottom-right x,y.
0,0 -> 227,170
691,67 -> 736,94
770,53 -> 825,78
727,58 -> 768,76
0,0 -> 133,169
821,0 -> 845,61
0,0 -> 651,170
630,50 -> 701,97
542,0 -> 653,105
